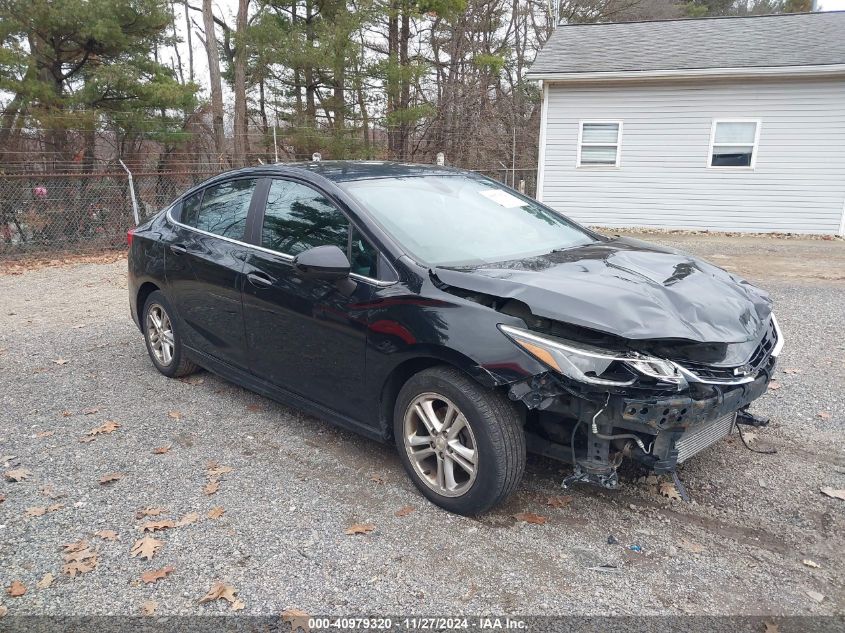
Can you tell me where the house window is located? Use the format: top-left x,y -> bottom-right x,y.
577,122 -> 622,167
709,120 -> 760,168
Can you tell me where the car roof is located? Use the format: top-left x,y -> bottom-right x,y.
210,160 -> 469,184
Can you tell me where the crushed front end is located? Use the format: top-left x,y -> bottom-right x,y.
500,315 -> 784,488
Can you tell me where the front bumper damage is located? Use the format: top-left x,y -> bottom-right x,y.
508,352 -> 777,488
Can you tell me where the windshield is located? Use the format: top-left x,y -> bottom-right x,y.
342,175 -> 596,267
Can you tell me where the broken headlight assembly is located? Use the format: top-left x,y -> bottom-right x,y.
498,324 -> 686,388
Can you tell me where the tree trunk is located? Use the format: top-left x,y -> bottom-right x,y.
233,0 -> 250,168
202,0 -> 227,165
398,5 -> 410,160
184,0 -> 194,83
386,1 -> 399,158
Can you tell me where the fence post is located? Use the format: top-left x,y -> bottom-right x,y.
119,160 -> 140,226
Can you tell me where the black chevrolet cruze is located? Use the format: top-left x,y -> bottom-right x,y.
128,161 -> 782,514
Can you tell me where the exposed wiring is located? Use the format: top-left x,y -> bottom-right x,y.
590,392 -> 653,455
737,423 -> 777,454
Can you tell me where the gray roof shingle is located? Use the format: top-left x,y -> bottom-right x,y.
528,12 -> 845,78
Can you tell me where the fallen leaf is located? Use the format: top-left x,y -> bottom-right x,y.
816,411 -> 832,420
130,536 -> 164,560
179,376 -> 205,386
141,520 -> 175,532
152,444 -> 172,455
679,538 -> 705,554
168,411 -> 182,421
52,358 -> 69,365
47,503 -> 63,512
805,589 -> 825,603
394,505 -> 415,518
175,512 -> 200,527
231,599 -> 245,611
40,486 -> 62,499
344,523 -> 375,535
140,600 -> 157,616
281,608 -> 311,632
135,507 -> 167,519
81,407 -> 100,415
5,468 -> 32,482
0,493 -> 5,503
25,506 -> 48,517
204,480 -> 220,495
86,420 -> 120,436
369,473 -> 385,485
742,431 -> 758,444
513,512 -> 548,525
764,622 -> 779,633
206,464 -> 233,478
545,495 -> 574,509
207,507 -> 225,520
35,431 -> 55,439
198,581 -> 241,610
246,404 -> 262,412
7,581 -> 26,597
95,530 -> 119,541
783,368 -> 801,375
659,481 -> 682,501
0,605 -> 7,618
141,565 -> 175,584
802,559 -> 820,568
768,381 -> 781,391
36,573 -> 54,589
99,472 -> 124,485
61,540 -> 98,576
820,487 -> 845,501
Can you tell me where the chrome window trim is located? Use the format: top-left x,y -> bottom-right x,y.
165,206 -> 396,287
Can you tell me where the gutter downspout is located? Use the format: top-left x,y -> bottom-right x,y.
536,81 -> 549,202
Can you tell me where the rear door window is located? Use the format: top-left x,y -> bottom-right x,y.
182,179 -> 257,240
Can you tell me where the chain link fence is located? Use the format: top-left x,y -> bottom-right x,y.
0,165 -> 538,259
0,171 -> 214,258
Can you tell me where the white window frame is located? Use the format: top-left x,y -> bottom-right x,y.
707,119 -> 761,170
576,120 -> 623,168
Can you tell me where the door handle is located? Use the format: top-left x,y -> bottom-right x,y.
170,243 -> 188,255
247,271 -> 275,288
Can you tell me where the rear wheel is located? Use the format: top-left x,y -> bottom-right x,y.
142,290 -> 197,378
394,366 -> 525,515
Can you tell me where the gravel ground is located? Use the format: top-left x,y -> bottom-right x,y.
0,233 -> 843,622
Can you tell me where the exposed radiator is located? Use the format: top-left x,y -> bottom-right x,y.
675,412 -> 737,463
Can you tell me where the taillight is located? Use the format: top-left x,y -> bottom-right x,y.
127,228 -> 135,247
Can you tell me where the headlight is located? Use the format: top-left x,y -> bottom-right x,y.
498,324 -> 685,388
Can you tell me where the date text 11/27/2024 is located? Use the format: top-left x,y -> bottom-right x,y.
304,617 -> 528,630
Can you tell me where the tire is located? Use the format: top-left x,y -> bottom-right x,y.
394,366 -> 526,515
142,290 -> 198,378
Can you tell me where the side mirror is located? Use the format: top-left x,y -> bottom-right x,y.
293,245 -> 351,281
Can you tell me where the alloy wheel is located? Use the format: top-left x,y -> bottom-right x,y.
146,303 -> 175,367
403,393 -> 478,497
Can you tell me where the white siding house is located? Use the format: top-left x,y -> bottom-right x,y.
528,12 -> 845,235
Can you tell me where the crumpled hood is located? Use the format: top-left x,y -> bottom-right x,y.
433,237 -> 772,343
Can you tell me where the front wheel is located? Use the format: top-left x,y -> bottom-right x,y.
394,366 -> 526,515
142,290 -> 197,378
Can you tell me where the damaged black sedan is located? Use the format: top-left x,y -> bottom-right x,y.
128,161 -> 783,515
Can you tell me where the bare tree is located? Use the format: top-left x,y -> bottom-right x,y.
202,0 -> 227,164
233,0 -> 250,167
